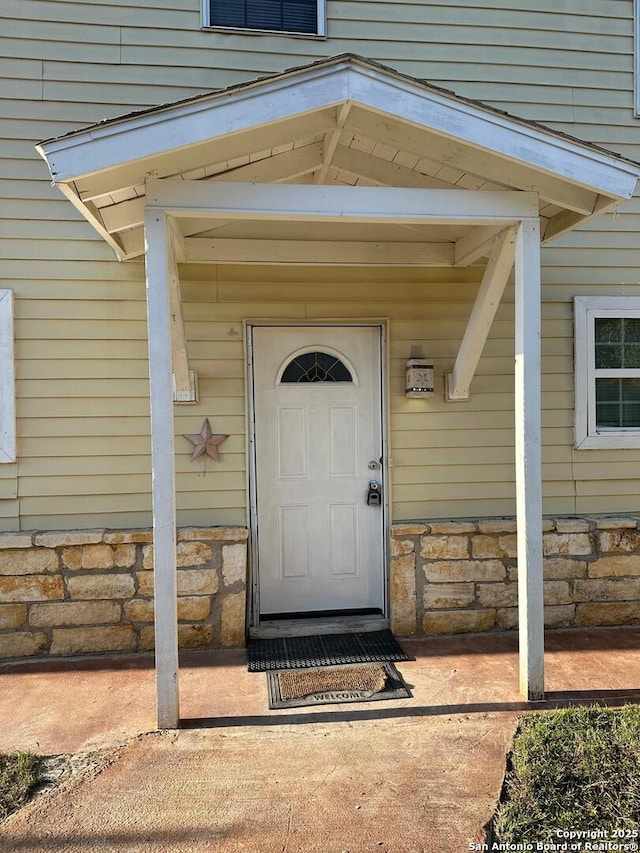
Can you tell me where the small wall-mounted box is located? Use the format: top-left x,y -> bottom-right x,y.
405,359 -> 434,398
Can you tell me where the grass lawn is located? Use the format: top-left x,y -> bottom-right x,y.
493,704 -> 640,847
0,752 -> 40,822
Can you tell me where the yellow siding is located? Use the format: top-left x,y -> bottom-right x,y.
2,1 -> 640,528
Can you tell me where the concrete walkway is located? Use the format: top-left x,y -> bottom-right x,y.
1,627 -> 639,852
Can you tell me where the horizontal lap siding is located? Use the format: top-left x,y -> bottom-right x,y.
1,1 -> 639,527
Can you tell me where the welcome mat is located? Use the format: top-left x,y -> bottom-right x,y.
267,661 -> 411,709
247,629 -> 410,672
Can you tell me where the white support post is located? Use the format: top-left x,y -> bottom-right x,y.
514,217 -> 544,701
145,210 -> 180,728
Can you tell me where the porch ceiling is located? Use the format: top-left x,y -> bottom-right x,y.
37,54 -> 640,266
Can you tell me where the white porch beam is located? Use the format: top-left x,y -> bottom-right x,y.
446,229 -> 515,401
184,237 -> 454,266
145,210 -> 180,729
514,217 -> 544,702
316,102 -> 352,185
146,178 -> 539,225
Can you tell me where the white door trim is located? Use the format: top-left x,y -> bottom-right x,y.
246,321 -> 389,631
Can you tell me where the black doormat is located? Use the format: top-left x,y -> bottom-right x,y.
267,661 -> 411,709
247,629 -> 410,672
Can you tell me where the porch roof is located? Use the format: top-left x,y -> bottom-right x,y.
36,53 -> 640,267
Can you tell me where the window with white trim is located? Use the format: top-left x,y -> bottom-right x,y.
203,0 -> 325,35
0,290 -> 16,463
574,296 -> 640,449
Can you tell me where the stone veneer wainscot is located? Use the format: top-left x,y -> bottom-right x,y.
0,527 -> 247,660
2,517 -> 640,659
390,516 -> 640,636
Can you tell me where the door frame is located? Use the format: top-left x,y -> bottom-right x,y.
245,320 -> 390,631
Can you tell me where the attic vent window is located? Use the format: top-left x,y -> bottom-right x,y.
204,0 -> 325,36
281,352 -> 352,383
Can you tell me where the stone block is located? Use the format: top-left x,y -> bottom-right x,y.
30,601 -> 121,627
33,530 -> 104,548
391,523 -> 428,536
222,544 -> 246,587
573,578 -> 640,603
178,624 -> 215,649
496,608 -> 518,630
391,538 -> 414,557
420,536 -> 469,560
598,529 -> 640,554
429,522 -> 477,535
542,520 -> 556,532
0,575 -> 64,602
423,609 -> 495,635
178,526 -> 248,541
544,558 -> 587,580
424,560 -> 505,583
67,574 -> 135,601
595,518 -> 637,530
81,544 -> 115,570
62,547 -> 82,570
544,605 -> 575,628
555,519 -> 591,534
423,583 -> 474,610
178,597 -> 211,622
471,535 -> 517,559
124,599 -> 155,623
143,541 -> 213,570
543,581 -> 572,606
477,519 -> 517,534
50,626 -> 136,656
588,555 -> 640,578
0,632 -> 47,659
477,583 -> 518,608
139,625 -> 155,651
543,532 -> 593,557
0,603 -> 27,629
0,533 -> 33,549
576,602 -> 640,627
136,572 -> 154,596
390,554 -> 416,636
104,530 -> 153,544
0,549 -> 58,576
221,592 -> 246,647
113,544 -> 136,568
177,569 -> 219,596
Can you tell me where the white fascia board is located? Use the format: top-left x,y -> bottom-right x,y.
37,63 -> 352,183
145,179 -> 540,225
349,65 -> 640,201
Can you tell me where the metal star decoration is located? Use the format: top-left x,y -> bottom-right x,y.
183,418 -> 229,462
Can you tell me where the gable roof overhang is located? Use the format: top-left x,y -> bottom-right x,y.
36,54 -> 640,267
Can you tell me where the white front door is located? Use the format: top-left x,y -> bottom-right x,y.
251,325 -> 385,617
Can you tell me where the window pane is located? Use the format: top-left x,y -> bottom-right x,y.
211,0 -> 316,32
596,378 -> 640,428
211,0 -> 247,27
281,352 -> 352,383
595,318 -> 622,343
595,343 -> 622,368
